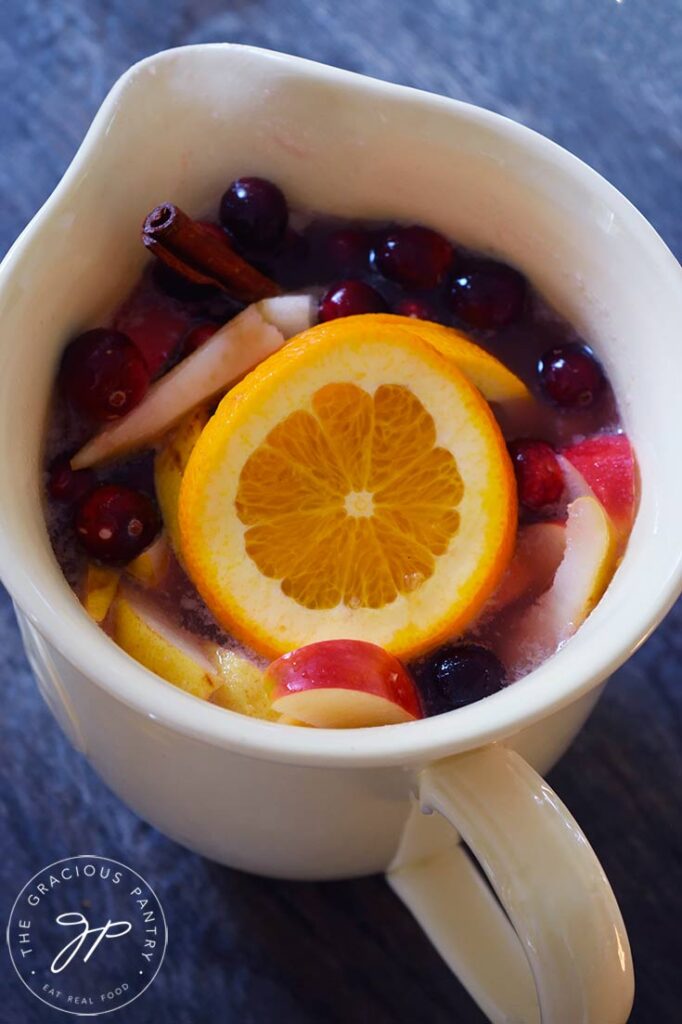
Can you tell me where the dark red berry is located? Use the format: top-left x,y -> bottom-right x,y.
47,459 -> 95,504
75,485 -> 160,565
318,280 -> 388,322
411,643 -> 506,715
59,329 -> 150,422
182,322 -> 216,357
219,177 -> 288,251
393,296 -> 441,321
376,226 -> 453,289
538,344 -> 605,408
449,261 -> 526,329
324,229 -> 374,274
508,439 -> 564,511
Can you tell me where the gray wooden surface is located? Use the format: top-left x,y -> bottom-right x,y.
1,3 -> 681,1022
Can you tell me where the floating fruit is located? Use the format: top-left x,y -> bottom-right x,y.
324,228 -> 374,274
411,643 -> 506,715
82,564 -> 120,623
449,261 -> 527,329
179,318 -> 516,659
508,438 -> 564,511
75,485 -> 160,565
112,594 -> 218,699
47,459 -> 95,504
219,177 -> 288,251
318,280 -> 388,321
339,314 -> 531,404
59,328 -> 150,421
561,433 -> 636,536
266,640 -> 422,727
375,226 -> 453,289
487,521 -> 566,613
499,495 -> 617,670
538,344 -> 605,408
154,407 -> 210,557
126,534 -> 171,587
209,649 -> 275,720
71,295 -> 313,469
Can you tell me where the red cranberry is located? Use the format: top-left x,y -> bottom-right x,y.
508,439 -> 564,511
59,329 -> 150,422
393,296 -> 441,321
411,643 -> 506,715
47,459 -> 96,504
449,261 -> 526,329
75,485 -> 160,564
182,322 -> 216,357
219,177 -> 288,251
538,344 -> 605,408
376,226 -> 453,289
318,280 -> 388,322
324,229 -> 374,274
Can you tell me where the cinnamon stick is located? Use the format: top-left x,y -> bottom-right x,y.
142,204 -> 281,302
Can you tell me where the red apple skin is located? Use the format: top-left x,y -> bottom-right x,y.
266,640 -> 423,720
562,434 -> 636,534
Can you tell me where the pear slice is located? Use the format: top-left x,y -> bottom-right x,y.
112,593 -> 219,699
126,533 -> 171,587
154,409 -> 209,558
82,564 -> 121,623
209,648 -> 276,720
488,521 -> 566,613
500,495 -> 617,672
71,295 -> 314,470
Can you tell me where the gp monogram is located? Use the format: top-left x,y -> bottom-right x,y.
6,855 -> 167,1015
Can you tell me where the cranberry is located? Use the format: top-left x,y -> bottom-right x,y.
538,344 -> 605,408
376,226 -> 453,289
508,439 -> 564,511
318,280 -> 388,322
411,643 -> 507,715
449,261 -> 526,329
182,322 -> 216,357
324,229 -> 374,274
75,485 -> 160,565
59,329 -> 150,422
47,459 -> 95,504
219,177 -> 288,251
393,296 -> 441,321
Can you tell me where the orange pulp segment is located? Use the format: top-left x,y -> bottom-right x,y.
179,319 -> 517,659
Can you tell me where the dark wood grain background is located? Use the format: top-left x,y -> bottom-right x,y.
1,2 -> 680,1022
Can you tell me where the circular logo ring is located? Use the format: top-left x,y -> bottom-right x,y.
6,855 -> 167,1016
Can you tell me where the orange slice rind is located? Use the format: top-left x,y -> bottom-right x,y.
341,313 -> 531,404
179,319 -> 517,659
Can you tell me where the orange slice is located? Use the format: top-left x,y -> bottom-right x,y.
339,314 -> 531,404
179,319 -> 517,659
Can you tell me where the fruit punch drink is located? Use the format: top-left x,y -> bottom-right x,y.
43,177 -> 637,728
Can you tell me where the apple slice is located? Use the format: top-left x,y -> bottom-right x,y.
488,521 -> 566,613
562,433 -> 636,536
126,533 -> 171,587
154,408 -> 209,557
209,648 -> 276,720
71,294 -> 314,470
82,563 -> 120,623
266,640 -> 423,728
112,593 -> 219,699
500,495 -> 617,671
